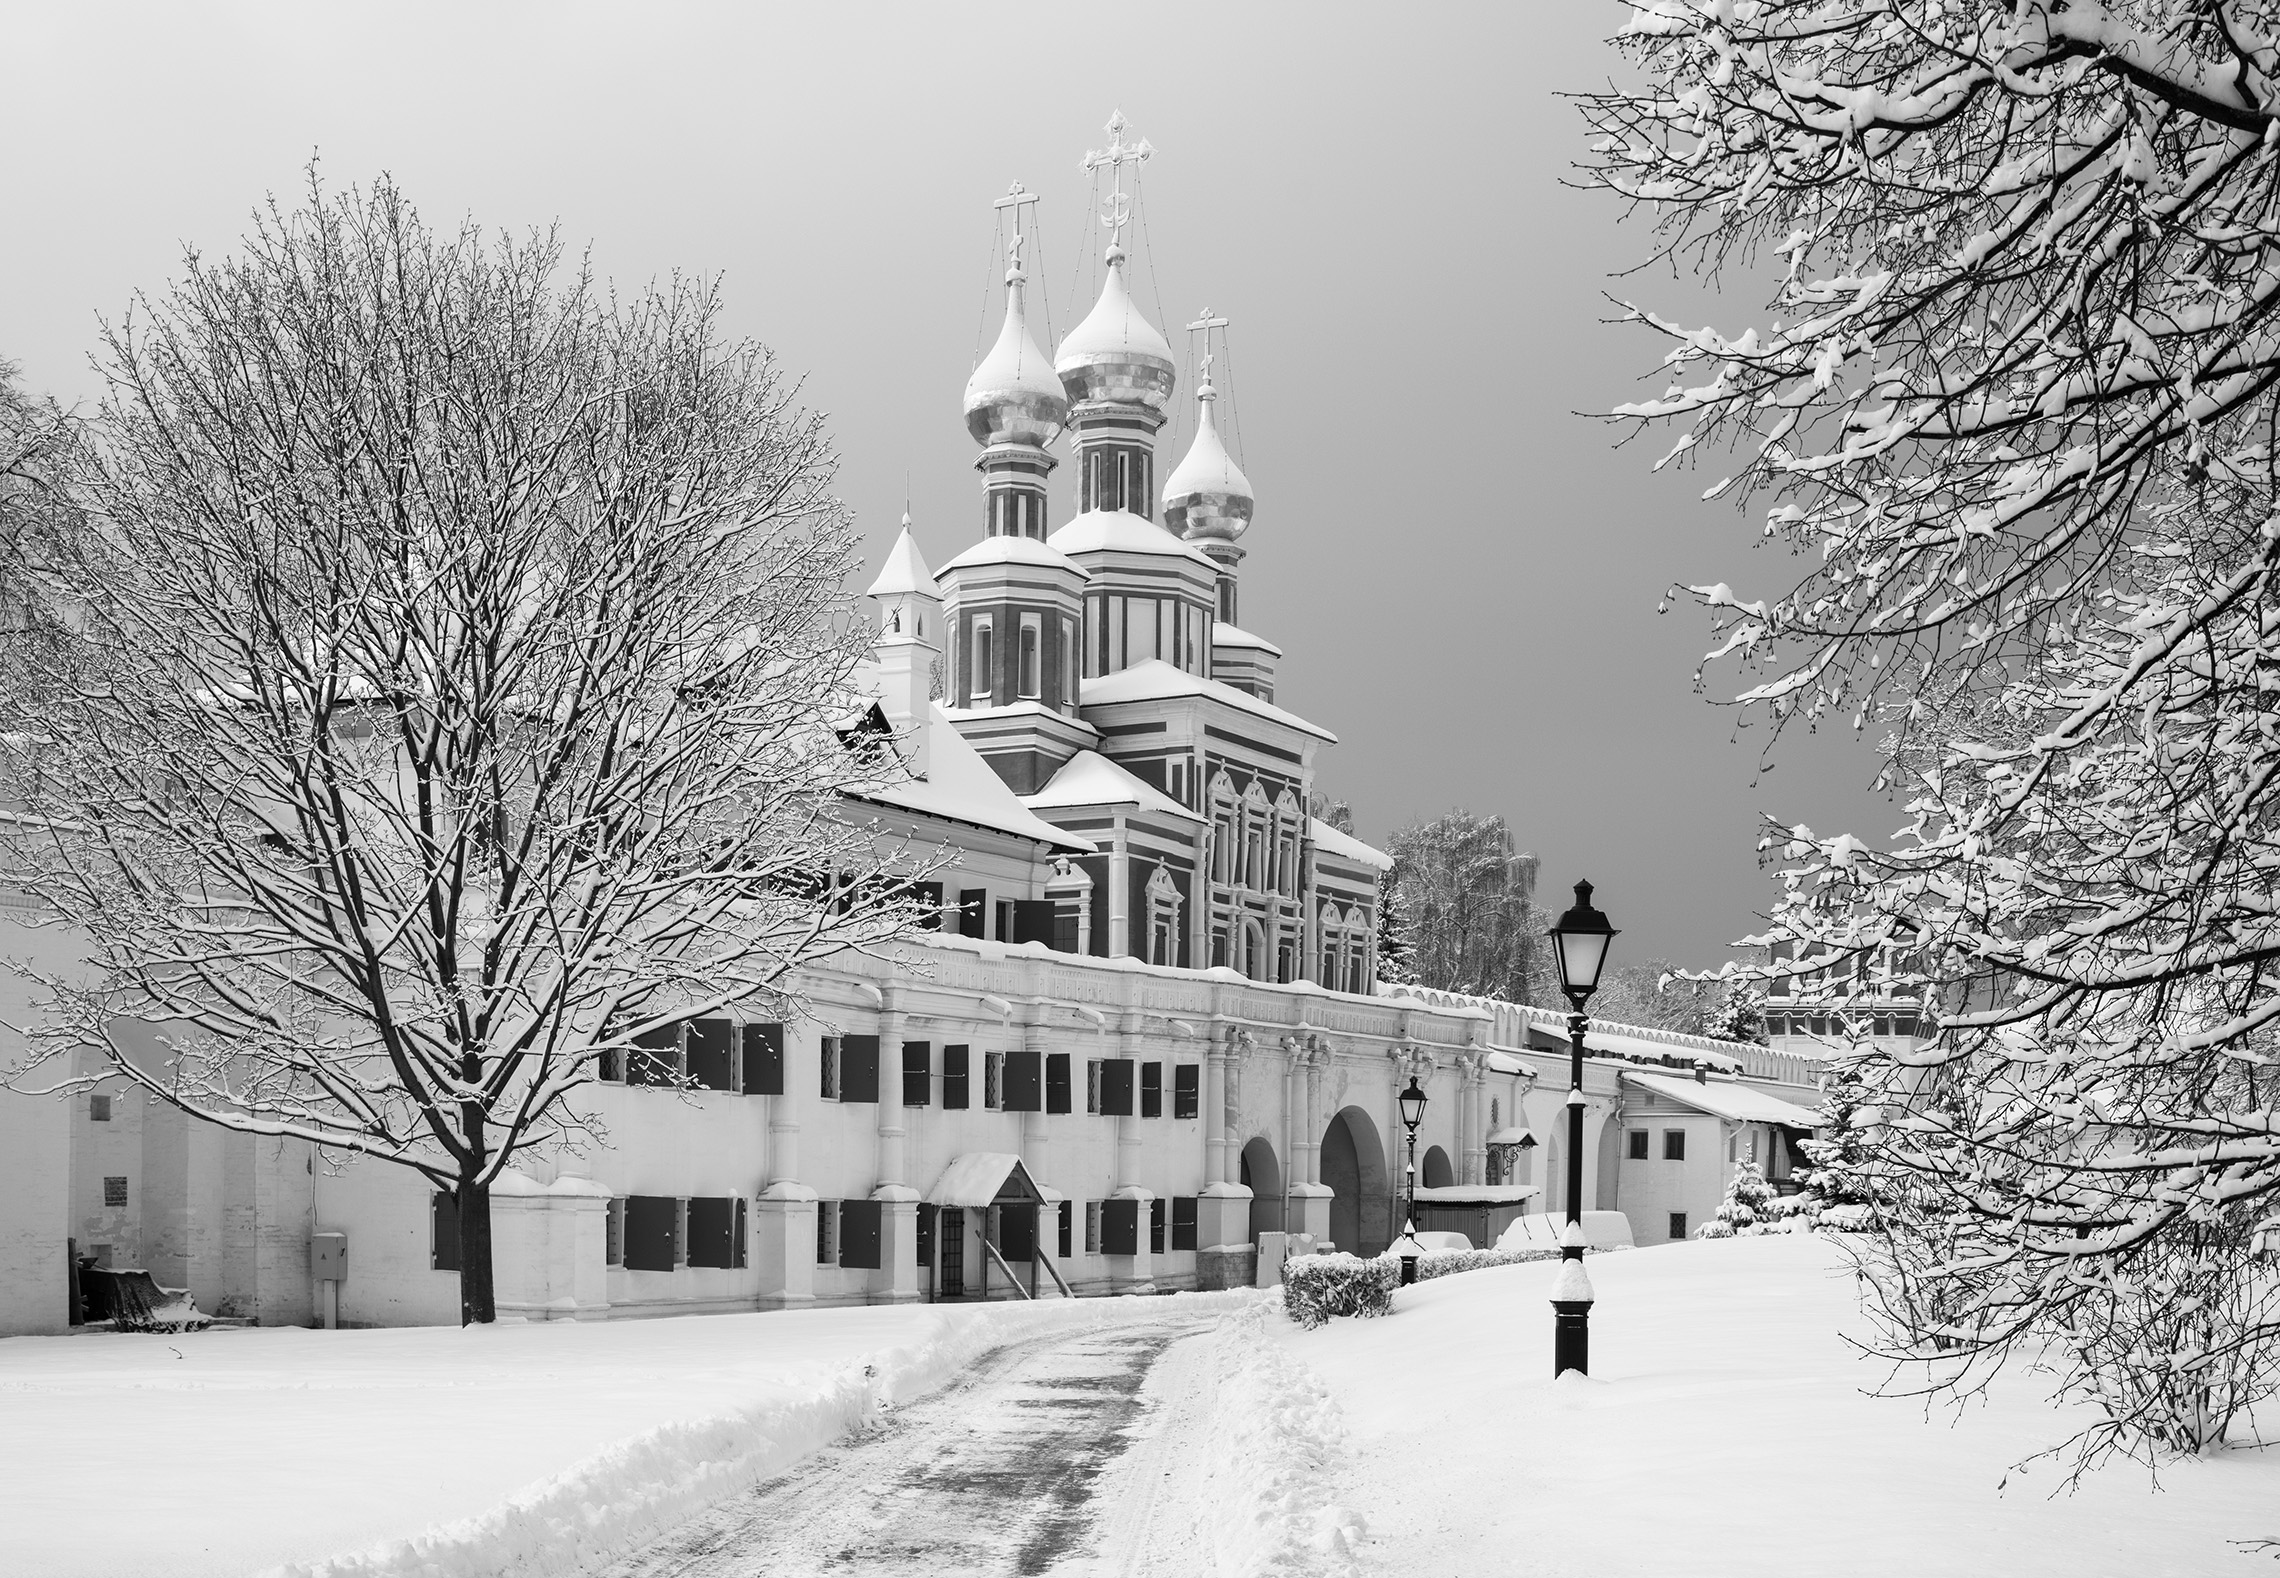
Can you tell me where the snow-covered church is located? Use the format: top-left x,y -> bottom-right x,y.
0,126 -> 1828,1334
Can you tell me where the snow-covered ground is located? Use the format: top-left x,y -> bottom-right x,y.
1280,1235 -> 2280,1577
0,1292 -> 1243,1578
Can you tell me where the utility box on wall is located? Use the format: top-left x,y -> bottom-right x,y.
311,1232 -> 347,1282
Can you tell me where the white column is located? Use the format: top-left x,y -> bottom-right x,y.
1108,817 -> 1131,958
876,988 -> 905,1189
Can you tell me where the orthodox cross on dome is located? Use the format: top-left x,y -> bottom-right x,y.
993,181 -> 1039,279
1082,111 -> 1154,252
1186,307 -> 1230,388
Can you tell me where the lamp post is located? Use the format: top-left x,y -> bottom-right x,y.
1397,1074 -> 1427,1284
1546,879 -> 1618,1377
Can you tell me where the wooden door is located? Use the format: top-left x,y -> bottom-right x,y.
940,1207 -> 965,1298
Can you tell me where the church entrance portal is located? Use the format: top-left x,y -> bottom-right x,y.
1320,1106 -> 1391,1256
1239,1136 -> 1281,1241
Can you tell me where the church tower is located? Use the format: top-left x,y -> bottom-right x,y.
938,185 -> 1095,793
1162,323 -> 1276,700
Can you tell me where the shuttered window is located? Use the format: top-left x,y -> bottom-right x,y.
1173,1064 -> 1200,1119
903,1041 -> 932,1107
687,1197 -> 746,1269
1046,1053 -> 1072,1114
1102,1198 -> 1139,1256
742,1023 -> 784,1095
1002,1050 -> 1042,1112
1140,1062 -> 1163,1118
1100,1059 -> 1135,1117
1171,1197 -> 1197,1251
1150,1198 -> 1167,1254
624,1196 -> 678,1272
840,1035 -> 881,1104
839,1200 -> 883,1270
943,1045 -> 970,1109
685,1020 -> 735,1091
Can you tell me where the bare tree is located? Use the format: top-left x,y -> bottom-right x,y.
0,358 -> 79,637
1385,810 -> 1544,1004
0,173 -> 929,1323
1583,2 -> 2280,1465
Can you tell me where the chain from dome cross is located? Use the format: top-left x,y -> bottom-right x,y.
992,182 -> 1039,281
1186,308 -> 1230,388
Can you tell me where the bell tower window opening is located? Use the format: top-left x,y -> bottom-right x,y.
970,616 -> 994,704
1061,615 -> 1079,711
1145,865 -> 1182,967
1018,613 -> 1042,700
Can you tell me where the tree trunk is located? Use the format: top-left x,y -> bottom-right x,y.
457,1174 -> 496,1325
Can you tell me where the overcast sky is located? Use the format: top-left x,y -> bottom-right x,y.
2,2 -> 1891,967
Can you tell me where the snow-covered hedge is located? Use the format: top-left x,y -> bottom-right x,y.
1415,1247 -> 1561,1282
1282,1252 -> 1399,1330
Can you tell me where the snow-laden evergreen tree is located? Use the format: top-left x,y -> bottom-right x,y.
1697,1159 -> 1780,1239
1703,984 -> 1767,1047
1583,0 -> 2280,1465
0,173 -> 934,1323
1384,810 -> 1542,1004
1374,869 -> 1419,987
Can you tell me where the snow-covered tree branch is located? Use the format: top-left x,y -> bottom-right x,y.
1584,2 -> 2280,1465
0,173 -> 938,1322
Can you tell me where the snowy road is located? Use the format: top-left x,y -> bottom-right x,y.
594,1313 -> 1227,1578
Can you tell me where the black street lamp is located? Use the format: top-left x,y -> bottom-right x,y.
1546,879 -> 1618,1377
1397,1074 -> 1427,1284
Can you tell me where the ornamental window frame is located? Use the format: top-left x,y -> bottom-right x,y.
1144,864 -> 1182,967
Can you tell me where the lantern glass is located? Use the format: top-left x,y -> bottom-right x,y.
1548,879 -> 1619,1004
1398,1076 -> 1427,1133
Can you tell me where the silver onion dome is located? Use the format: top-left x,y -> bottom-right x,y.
962,257 -> 1068,448
1054,248 -> 1176,412
1162,374 -> 1252,542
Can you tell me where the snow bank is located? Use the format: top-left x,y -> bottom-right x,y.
1191,1302 -> 1366,1577
0,1291 -> 1248,1578
1276,1235 -> 2280,1576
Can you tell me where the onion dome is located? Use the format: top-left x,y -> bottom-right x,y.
1161,374 -> 1252,542
1054,248 -> 1176,412
962,258 -> 1067,448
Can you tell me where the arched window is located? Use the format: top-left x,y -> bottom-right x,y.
1144,865 -> 1182,968
1243,919 -> 1268,982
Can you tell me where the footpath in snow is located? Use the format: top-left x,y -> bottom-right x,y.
0,1290 -> 1252,1578
1278,1234 -> 2280,1578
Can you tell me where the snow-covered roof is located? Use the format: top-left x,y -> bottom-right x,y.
1162,381 -> 1253,544
847,698 -> 1091,854
938,533 -> 1089,579
1081,659 -> 1337,743
1413,1184 -> 1540,1205
1025,750 -> 1204,823
926,1153 -> 1043,1208
1047,509 -> 1220,571
865,522 -> 940,601
1485,1126 -> 1536,1146
962,270 -> 1066,448
1312,818 -> 1392,871
1210,621 -> 1282,657
1624,1071 -> 1826,1128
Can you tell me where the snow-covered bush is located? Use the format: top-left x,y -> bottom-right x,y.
1281,1252 -> 1398,1331
1414,1247 -> 1561,1282
1696,1160 -> 1780,1239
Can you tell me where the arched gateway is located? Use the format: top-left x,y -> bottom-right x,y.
1238,1136 -> 1282,1241
1320,1105 -> 1391,1256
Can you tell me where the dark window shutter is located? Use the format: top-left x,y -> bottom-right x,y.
686,1020 -> 734,1091
1140,1061 -> 1163,1118
630,1025 -> 680,1085
840,1199 -> 883,1269
1172,1196 -> 1198,1251
1058,1200 -> 1073,1258
1173,1063 -> 1200,1119
1013,899 -> 1057,946
903,1041 -> 931,1107
624,1196 -> 677,1272
1046,1053 -> 1072,1114
1150,1197 -> 1167,1253
734,1198 -> 748,1268
958,889 -> 987,939
1002,1050 -> 1043,1112
1102,1058 -> 1135,1117
599,1046 -> 625,1083
841,1035 -> 881,1103
998,1203 -> 1036,1262
913,880 -> 944,930
742,1023 -> 784,1095
1102,1197 -> 1140,1256
916,1202 -> 936,1267
942,1045 -> 970,1109
687,1197 -> 735,1268
431,1191 -> 460,1273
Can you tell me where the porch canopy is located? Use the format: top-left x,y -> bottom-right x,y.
1623,1071 -> 1825,1129
927,1153 -> 1044,1209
